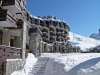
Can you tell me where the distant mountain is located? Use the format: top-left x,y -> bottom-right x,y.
90,33 -> 100,40
69,32 -> 100,52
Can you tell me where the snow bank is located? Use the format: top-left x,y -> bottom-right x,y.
43,53 -> 100,75
11,53 -> 37,75
69,32 -> 100,51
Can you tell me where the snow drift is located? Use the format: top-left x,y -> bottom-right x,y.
11,53 -> 37,75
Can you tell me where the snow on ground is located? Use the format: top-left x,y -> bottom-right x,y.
11,53 -> 37,75
69,32 -> 100,51
42,53 -> 100,75
11,53 -> 100,75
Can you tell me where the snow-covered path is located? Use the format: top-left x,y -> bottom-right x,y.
28,57 -> 49,75
11,53 -> 100,75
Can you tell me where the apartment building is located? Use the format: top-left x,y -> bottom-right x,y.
31,16 -> 70,44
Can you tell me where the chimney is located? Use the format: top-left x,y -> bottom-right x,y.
99,29 -> 100,35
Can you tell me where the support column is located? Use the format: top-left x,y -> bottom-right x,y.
42,42 -> 44,52
29,33 -> 37,57
29,28 -> 42,57
44,43 -> 48,52
21,21 -> 27,59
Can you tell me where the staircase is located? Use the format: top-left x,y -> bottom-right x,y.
28,57 -> 49,75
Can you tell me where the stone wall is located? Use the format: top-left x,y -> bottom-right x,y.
3,59 -> 22,75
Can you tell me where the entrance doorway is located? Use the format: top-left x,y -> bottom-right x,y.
10,38 -> 14,47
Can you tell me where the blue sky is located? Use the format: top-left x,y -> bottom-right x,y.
26,0 -> 100,37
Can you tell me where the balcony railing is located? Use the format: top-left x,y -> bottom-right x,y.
0,8 -> 17,27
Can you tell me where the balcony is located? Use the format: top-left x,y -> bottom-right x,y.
56,28 -> 60,32
0,8 -> 17,27
50,36 -> 55,43
52,21 -> 57,27
56,32 -> 61,36
28,27 -> 38,35
63,34 -> 67,38
50,36 -> 55,40
34,19 -> 39,25
42,37 -> 49,43
61,38 -> 64,42
56,37 -> 60,41
26,12 -> 32,24
63,22 -> 70,31
60,29 -> 64,32
42,32 -> 48,38
59,22 -> 63,28
40,20 -> 45,27
49,27 -> 55,31
2,0 -> 24,13
17,19 -> 23,28
41,27 -> 48,32
45,20 -> 49,28
50,31 -> 56,36
61,33 -> 64,37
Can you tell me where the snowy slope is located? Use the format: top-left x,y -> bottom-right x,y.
69,32 -> 100,51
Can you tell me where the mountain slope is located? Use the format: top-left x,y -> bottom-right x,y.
90,33 -> 100,40
69,32 -> 100,51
